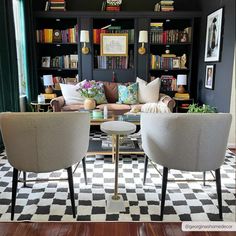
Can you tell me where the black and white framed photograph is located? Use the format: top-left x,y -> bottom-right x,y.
41,56 -> 51,68
205,64 -> 215,89
204,8 -> 223,62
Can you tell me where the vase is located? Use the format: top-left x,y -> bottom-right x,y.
84,98 -> 96,110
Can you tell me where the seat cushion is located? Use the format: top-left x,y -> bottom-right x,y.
136,77 -> 161,103
96,103 -> 131,111
61,104 -> 85,111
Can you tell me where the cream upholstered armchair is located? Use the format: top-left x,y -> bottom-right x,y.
141,113 -> 232,221
0,112 -> 90,220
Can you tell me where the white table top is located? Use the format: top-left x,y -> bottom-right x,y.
101,121 -> 136,135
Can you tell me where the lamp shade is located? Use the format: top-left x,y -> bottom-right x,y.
43,74 -> 53,86
177,74 -> 187,85
80,30 -> 90,43
138,30 -> 148,43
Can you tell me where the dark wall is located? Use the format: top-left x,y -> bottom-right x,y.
197,0 -> 235,112
33,0 -> 201,11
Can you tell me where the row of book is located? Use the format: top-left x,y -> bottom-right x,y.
150,24 -> 192,44
160,75 -> 177,91
150,54 -> 185,70
41,55 -> 78,69
93,28 -> 134,44
159,0 -> 174,12
95,56 -> 129,69
51,76 -> 78,90
36,26 -> 78,43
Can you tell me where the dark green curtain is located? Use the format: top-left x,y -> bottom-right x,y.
0,0 -> 19,152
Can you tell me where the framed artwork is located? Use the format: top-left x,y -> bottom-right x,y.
41,56 -> 51,68
172,57 -> 180,69
204,8 -> 223,62
100,33 -> 128,56
205,64 -> 215,89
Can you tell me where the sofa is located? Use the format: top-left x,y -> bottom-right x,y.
50,79 -> 175,113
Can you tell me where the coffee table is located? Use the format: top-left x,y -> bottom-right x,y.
87,111 -> 143,160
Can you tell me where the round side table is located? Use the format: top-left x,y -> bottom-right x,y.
101,121 -> 136,212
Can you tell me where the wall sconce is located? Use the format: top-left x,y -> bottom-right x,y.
43,74 -> 54,94
80,30 -> 90,55
177,74 -> 187,93
138,30 -> 148,55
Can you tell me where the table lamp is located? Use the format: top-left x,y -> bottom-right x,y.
177,74 -> 187,93
80,30 -> 90,54
138,30 -> 148,55
43,74 -> 54,94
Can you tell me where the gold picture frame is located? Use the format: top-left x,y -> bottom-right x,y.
100,33 -> 128,56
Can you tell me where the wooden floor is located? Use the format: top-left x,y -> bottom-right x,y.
0,222 -> 235,236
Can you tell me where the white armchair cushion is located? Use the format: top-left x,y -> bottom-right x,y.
136,77 -> 161,103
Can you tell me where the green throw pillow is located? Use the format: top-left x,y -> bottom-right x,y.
94,82 -> 107,104
118,83 -> 138,104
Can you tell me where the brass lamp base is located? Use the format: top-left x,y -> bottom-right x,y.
177,85 -> 185,94
138,47 -> 146,55
82,47 -> 89,55
45,86 -> 53,94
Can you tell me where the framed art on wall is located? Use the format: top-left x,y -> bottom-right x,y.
205,64 -> 215,89
204,8 -> 223,62
100,33 -> 128,56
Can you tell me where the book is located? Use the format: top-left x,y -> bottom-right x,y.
174,93 -> 190,99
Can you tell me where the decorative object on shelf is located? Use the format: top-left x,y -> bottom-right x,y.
106,0 -> 122,11
80,30 -> 90,55
180,53 -> 187,69
84,98 -> 96,110
138,31 -> 148,55
205,64 -> 215,90
176,74 -> 187,94
188,103 -> 217,113
204,8 -> 223,62
43,74 -> 54,94
174,92 -> 190,99
41,56 -> 51,68
100,33 -> 128,56
53,29 -> 62,43
154,3 -> 161,12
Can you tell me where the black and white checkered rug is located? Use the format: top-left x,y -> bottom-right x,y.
0,135 -> 235,222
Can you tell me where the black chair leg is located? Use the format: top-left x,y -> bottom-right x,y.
11,168 -> 19,221
143,155 -> 148,185
23,171 -> 27,187
160,167 -> 168,221
203,171 -> 206,186
67,167 -> 76,218
82,157 -> 87,185
215,168 -> 223,220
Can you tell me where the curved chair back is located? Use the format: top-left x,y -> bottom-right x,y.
141,113 -> 232,171
0,112 -> 90,173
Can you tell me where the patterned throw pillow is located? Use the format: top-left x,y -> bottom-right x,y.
118,83 -> 138,104
94,82 -> 108,104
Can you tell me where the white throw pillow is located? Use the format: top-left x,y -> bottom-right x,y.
136,77 -> 161,103
60,82 -> 85,105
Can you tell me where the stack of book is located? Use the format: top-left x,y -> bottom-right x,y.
105,0 -> 122,11
174,93 -> 190,99
49,0 -> 66,11
159,0 -> 174,12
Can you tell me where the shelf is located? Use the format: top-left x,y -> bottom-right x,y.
150,68 -> 189,71
94,68 -> 134,71
150,42 -> 192,46
37,42 -> 77,45
39,68 -> 78,71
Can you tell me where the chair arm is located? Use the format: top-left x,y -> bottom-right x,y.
50,96 -> 65,112
159,93 -> 176,112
